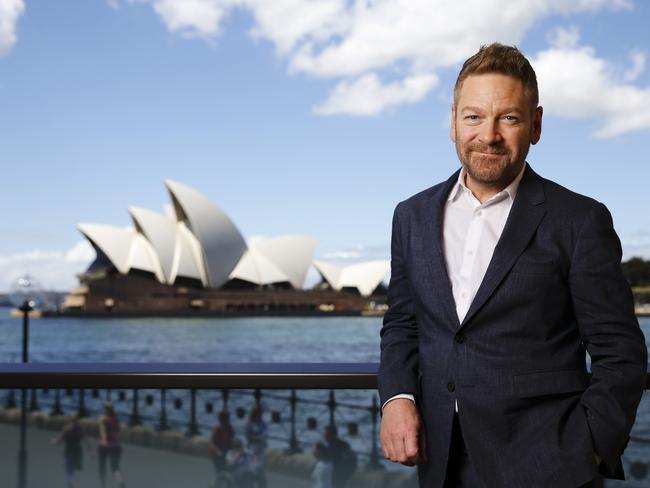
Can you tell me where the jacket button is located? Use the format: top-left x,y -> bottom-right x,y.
454,333 -> 465,344
447,382 -> 456,392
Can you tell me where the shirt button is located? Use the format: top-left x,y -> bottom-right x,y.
455,333 -> 466,344
447,382 -> 456,393
461,292 -> 468,299
475,210 -> 482,216
467,250 -> 473,256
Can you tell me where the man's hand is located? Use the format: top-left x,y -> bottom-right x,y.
381,398 -> 427,466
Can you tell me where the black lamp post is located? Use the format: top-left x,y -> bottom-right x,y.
10,275 -> 42,488
17,299 -> 33,488
19,300 -> 31,363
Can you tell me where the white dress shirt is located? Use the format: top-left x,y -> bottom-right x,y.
383,164 -> 525,410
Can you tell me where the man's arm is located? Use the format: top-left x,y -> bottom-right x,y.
570,202 -> 647,475
378,203 -> 425,465
378,203 -> 420,401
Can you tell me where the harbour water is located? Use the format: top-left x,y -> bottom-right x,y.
1,308 -> 649,485
0,307 -> 381,363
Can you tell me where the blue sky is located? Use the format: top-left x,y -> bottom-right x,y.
0,0 -> 649,291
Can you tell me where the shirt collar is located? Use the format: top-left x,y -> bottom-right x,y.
447,163 -> 527,204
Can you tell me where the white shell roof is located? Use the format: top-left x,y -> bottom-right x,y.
129,206 -> 177,282
128,233 -> 165,282
229,248 -> 289,285
314,260 -> 390,296
313,260 -> 343,290
78,224 -> 134,275
169,222 -> 207,285
253,235 -> 317,289
166,179 -> 247,288
78,181 -> 319,291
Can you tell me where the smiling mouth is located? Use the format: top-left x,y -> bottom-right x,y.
474,151 -> 506,156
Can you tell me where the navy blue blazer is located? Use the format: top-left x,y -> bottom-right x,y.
378,164 -> 647,487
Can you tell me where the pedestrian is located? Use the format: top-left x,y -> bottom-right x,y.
245,404 -> 268,487
311,442 -> 333,488
225,437 -> 258,487
379,42 -> 647,487
98,401 -> 125,488
209,409 -> 234,487
51,414 -> 91,488
324,425 -> 356,488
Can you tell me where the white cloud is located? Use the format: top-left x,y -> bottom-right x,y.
0,241 -> 95,292
624,50 -> 646,82
151,0 -> 231,39
0,0 -> 25,55
532,29 -> 650,138
121,0 -> 645,126
245,0 -> 347,56
546,25 -> 581,50
313,72 -> 438,116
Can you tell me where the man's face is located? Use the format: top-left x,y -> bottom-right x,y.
451,73 -> 542,191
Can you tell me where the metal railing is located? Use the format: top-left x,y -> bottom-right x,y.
0,369 -> 383,465
2,363 -> 650,487
0,363 -> 383,471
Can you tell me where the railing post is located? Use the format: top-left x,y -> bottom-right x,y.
254,388 -> 262,406
51,389 -> 63,416
186,389 -> 199,437
6,389 -> 16,409
130,389 -> 141,426
369,394 -> 380,469
158,388 -> 169,431
29,388 -> 39,412
221,388 -> 229,409
327,390 -> 336,427
77,389 -> 87,418
287,389 -> 301,453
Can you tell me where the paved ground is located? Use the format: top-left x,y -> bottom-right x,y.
0,423 -> 310,488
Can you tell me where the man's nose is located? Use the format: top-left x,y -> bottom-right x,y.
478,119 -> 502,145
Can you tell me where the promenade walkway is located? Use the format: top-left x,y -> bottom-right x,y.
0,423 -> 310,488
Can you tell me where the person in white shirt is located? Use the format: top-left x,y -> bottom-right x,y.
378,43 -> 647,488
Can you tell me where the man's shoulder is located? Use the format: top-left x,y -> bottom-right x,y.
536,172 -> 603,216
395,178 -> 453,214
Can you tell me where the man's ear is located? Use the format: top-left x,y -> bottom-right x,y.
531,106 -> 543,145
450,104 -> 457,143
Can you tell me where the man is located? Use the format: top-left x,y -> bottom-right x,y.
378,43 -> 647,488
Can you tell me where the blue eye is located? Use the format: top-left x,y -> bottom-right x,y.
465,115 -> 479,120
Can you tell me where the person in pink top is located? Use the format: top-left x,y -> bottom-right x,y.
98,402 -> 126,488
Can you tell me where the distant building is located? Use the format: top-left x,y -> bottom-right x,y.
61,181 -> 388,316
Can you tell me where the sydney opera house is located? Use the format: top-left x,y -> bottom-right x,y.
61,180 -> 389,316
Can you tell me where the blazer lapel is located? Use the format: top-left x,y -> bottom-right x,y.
460,164 -> 547,328
422,170 -> 461,329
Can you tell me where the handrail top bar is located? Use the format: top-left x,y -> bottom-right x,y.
0,363 -> 379,389
0,363 -> 648,390
0,362 -> 378,374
